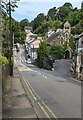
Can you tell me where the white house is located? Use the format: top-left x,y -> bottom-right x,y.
25,26 -> 41,63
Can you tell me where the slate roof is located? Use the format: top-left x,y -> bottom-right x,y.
46,31 -> 62,43
75,32 -> 83,40
24,26 -> 33,30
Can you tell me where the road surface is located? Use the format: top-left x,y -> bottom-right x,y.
14,45 -> 81,119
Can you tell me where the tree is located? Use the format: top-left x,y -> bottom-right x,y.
47,7 -> 57,20
31,13 -> 46,31
1,1 -> 19,58
20,19 -> 29,31
49,44 -> 64,59
37,41 -> 49,68
69,36 -> 76,51
67,10 -> 80,26
63,3 -> 73,9
57,3 -> 73,22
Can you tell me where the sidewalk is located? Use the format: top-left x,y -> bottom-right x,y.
2,66 -> 37,119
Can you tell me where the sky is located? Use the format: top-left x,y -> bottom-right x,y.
12,0 -> 82,22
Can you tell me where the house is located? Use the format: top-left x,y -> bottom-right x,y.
46,21 -> 72,59
25,26 -> 41,63
75,33 -> 83,80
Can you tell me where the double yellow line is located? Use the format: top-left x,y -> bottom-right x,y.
23,78 -> 57,119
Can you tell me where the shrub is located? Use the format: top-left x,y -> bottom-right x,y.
0,55 -> 9,66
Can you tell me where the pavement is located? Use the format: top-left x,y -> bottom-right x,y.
2,66 -> 38,119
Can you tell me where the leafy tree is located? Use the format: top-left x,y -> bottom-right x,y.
63,3 -> 73,9
52,20 -> 62,30
31,2 -> 83,36
31,13 -> 46,31
67,10 -> 80,26
47,7 -> 57,20
20,19 -> 29,31
69,36 -> 76,51
71,21 -> 83,34
2,13 -> 10,58
56,3 -> 73,22
80,1 -> 83,16
37,41 -> 49,68
49,44 -> 64,59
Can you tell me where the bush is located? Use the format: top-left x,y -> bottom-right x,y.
37,41 -> 49,68
0,55 -> 9,66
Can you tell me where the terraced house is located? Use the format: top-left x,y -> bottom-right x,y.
75,33 -> 83,80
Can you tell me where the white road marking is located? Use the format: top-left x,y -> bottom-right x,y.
33,70 -> 37,72
43,75 -> 47,79
38,73 -> 42,75
33,70 -> 48,79
44,76 -> 47,79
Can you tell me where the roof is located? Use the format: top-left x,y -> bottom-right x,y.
46,31 -> 62,43
24,26 -> 33,30
75,33 -> 83,40
31,40 -> 40,48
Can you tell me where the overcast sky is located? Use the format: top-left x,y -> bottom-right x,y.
12,0 -> 82,22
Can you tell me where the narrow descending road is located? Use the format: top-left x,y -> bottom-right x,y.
53,59 -> 72,78
14,46 -> 81,119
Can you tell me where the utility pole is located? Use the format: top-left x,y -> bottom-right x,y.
8,0 -> 19,76
9,0 -> 13,76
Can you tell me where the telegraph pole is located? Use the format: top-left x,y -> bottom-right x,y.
9,0 -> 13,76
8,0 -> 20,76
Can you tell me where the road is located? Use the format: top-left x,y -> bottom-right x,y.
14,45 -> 81,119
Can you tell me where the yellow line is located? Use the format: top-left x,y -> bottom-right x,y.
38,102 -> 50,119
24,79 -> 37,100
26,80 -> 40,99
21,71 -> 57,119
42,102 -> 57,118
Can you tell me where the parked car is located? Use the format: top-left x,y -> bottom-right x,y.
26,58 -> 32,64
47,56 -> 55,67
26,55 -> 32,64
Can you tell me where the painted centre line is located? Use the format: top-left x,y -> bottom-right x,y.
33,70 -> 48,79
43,75 -> 47,79
38,72 -> 42,75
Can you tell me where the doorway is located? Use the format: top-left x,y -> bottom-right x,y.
65,50 -> 70,59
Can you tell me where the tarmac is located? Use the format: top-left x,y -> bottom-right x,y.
2,66 -> 38,119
